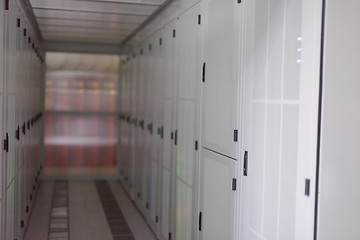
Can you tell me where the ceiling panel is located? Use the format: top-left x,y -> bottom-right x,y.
43,34 -> 125,44
39,21 -> 135,32
31,1 -> 158,15
40,25 -> 132,35
30,0 -> 168,44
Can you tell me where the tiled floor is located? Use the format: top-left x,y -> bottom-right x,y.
24,180 -> 156,240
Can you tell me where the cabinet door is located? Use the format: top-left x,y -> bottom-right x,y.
201,0 -> 241,159
134,46 -> 146,211
239,0 -> 314,240
199,149 -> 237,240
0,3 -> 4,239
130,53 -> 139,200
175,3 -> 202,240
160,20 -> 177,240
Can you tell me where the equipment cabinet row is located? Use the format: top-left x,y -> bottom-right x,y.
1,1 -> 44,239
118,0 -> 322,239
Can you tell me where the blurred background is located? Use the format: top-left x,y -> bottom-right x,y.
44,53 -> 119,176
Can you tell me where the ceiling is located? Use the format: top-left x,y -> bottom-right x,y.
29,0 -> 168,44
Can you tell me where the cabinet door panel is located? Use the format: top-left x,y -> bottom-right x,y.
161,169 -> 171,238
201,0 -> 241,159
200,149 -> 237,240
240,0 -> 308,239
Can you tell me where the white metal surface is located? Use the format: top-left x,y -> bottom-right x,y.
160,19 -> 177,240
201,0 -> 241,159
175,4 -> 201,240
317,0 -> 360,239
29,0 -> 168,44
200,148 -> 237,240
0,2 -> 4,239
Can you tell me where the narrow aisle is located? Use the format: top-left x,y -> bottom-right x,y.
24,181 -> 156,240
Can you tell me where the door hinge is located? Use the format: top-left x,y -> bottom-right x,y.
161,125 -> 164,139
16,126 -> 20,141
22,123 -> 26,135
195,140 -> 198,150
198,212 -> 202,231
5,0 -> 9,10
202,62 -> 206,82
234,129 -> 238,142
232,178 -> 237,191
147,123 -> 153,134
169,232 -> 172,240
173,29 -> 176,38
243,151 -> 248,176
132,118 -> 137,126
198,14 -> 201,25
139,120 -> 144,130
23,29 -> 26,36
17,18 -> 20,28
305,179 -> 310,196
174,130 -> 177,145
3,133 -> 9,152
171,132 -> 174,140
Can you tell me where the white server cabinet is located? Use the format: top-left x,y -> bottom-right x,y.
117,60 -> 124,179
134,45 -> 146,212
119,56 -> 133,195
199,148 -> 237,240
0,2 -> 5,239
1,1 -> 43,238
148,30 -> 165,234
201,0 -> 242,159
175,3 -> 202,240
123,58 -> 133,194
143,37 -> 155,219
140,41 -> 151,214
14,10 -> 25,240
129,52 -> 139,200
317,0 -> 360,239
160,19 -> 177,240
118,59 -> 125,183
239,0 -> 321,239
5,0 -> 18,188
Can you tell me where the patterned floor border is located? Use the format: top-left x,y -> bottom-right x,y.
95,180 -> 135,240
48,180 -> 69,240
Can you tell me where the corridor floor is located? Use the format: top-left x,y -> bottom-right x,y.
24,180 -> 157,240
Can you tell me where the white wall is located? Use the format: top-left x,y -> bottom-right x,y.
317,1 -> 360,239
